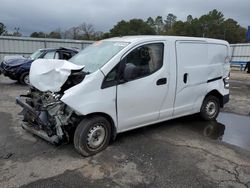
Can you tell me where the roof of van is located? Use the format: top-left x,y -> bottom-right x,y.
104,35 -> 228,45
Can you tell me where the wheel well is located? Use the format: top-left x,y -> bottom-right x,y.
20,71 -> 29,77
205,90 -> 224,107
84,112 -> 117,141
19,71 -> 30,84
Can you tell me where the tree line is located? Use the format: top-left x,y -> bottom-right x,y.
0,9 -> 248,43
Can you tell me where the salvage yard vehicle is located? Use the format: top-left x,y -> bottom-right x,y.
0,47 -> 79,85
16,36 -> 231,156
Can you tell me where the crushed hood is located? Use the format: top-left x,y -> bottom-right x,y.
29,59 -> 84,92
5,58 -> 32,67
4,55 -> 26,61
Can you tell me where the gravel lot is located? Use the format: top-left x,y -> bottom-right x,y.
0,72 -> 250,188
223,71 -> 250,116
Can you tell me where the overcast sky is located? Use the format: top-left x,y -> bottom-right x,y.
1,0 -> 249,36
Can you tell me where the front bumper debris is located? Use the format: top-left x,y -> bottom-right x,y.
16,96 -> 60,144
21,122 -> 59,144
222,94 -> 230,106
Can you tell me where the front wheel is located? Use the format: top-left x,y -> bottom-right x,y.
74,116 -> 111,157
19,72 -> 30,85
200,95 -> 220,121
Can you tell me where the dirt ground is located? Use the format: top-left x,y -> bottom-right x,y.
222,70 -> 250,116
0,72 -> 250,188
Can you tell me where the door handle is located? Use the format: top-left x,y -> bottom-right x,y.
156,78 -> 167,85
183,73 -> 188,84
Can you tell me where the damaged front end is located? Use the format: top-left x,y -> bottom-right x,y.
16,88 -> 80,144
16,59 -> 86,144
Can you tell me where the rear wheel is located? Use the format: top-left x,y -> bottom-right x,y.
200,95 -> 220,121
74,116 -> 111,157
19,72 -> 30,85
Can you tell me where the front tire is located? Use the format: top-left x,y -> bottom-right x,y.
74,116 -> 111,157
19,72 -> 30,85
200,95 -> 220,121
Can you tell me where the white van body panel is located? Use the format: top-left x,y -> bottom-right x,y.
173,40 -> 230,116
57,36 -> 230,133
174,40 -> 208,116
116,41 -> 172,131
61,70 -> 118,127
158,41 -> 177,120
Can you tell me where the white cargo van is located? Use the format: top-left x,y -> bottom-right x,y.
16,36 -> 230,156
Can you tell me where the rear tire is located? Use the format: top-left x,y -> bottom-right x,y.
19,72 -> 30,85
200,95 -> 220,121
74,116 -> 111,157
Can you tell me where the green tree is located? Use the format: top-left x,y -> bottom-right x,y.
199,9 -> 225,38
48,31 -> 61,39
168,9 -> 247,43
146,16 -> 164,34
13,32 -> 22,37
0,22 -> 7,35
101,32 -> 111,39
164,13 -> 177,33
146,17 -> 155,32
170,21 -> 186,36
186,15 -> 193,23
146,17 -> 155,28
110,19 -> 156,37
155,16 -> 164,34
30,32 -> 47,38
223,18 -> 247,43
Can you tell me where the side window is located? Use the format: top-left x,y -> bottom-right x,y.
43,51 -> 56,59
71,52 -> 77,58
54,52 -> 59,59
101,66 -> 118,89
124,43 -> 164,80
61,51 -> 73,60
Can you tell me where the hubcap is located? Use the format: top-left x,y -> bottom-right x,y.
87,124 -> 106,149
24,74 -> 30,85
206,101 -> 216,116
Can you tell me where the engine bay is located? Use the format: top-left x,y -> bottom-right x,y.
16,70 -> 85,144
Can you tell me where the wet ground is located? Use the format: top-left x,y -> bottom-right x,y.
1,75 -> 250,188
222,71 -> 250,116
183,113 -> 250,151
218,113 -> 250,151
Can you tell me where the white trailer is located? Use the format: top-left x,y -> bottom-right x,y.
230,43 -> 250,71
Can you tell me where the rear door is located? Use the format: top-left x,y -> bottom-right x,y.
174,41 -> 208,116
117,42 -> 169,131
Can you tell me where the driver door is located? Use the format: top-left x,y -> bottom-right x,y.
117,42 -> 169,131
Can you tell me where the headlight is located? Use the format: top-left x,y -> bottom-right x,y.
223,76 -> 229,89
7,66 -> 18,72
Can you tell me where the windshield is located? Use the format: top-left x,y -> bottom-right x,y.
69,41 -> 129,73
30,49 -> 44,60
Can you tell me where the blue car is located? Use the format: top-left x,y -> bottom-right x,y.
0,47 -> 79,84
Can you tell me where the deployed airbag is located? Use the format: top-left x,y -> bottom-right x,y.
29,59 -> 84,92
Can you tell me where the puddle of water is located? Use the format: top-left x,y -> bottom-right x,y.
217,112 -> 250,151
181,112 -> 250,151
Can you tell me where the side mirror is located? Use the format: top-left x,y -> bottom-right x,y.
123,63 -> 139,82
